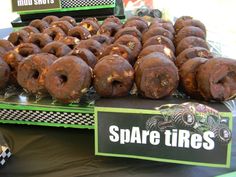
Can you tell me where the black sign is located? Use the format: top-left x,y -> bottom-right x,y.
95,102 -> 233,168
12,0 -> 61,12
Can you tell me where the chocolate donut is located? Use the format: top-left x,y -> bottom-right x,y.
98,22 -> 122,37
176,36 -> 209,55
45,56 -> 92,103
43,26 -> 66,41
22,26 -> 40,34
60,16 -> 77,26
138,45 -> 175,62
51,21 -> 74,34
175,19 -> 206,34
114,27 -> 142,41
29,19 -> 49,32
174,26 -> 206,45
175,47 -> 213,68
135,52 -> 179,99
174,16 -> 193,30
3,50 -> 24,85
8,30 -> 29,46
0,40 -> 14,51
149,22 -> 175,34
0,47 -> 6,58
84,17 -> 100,26
42,15 -> 59,24
14,43 -> 41,57
59,36 -> 80,49
75,39 -> 103,57
17,53 -> 57,95
142,27 -> 174,43
124,19 -> 148,33
151,18 -> 173,25
126,16 -> 148,25
103,16 -> 122,25
196,58 -> 236,101
42,41 -> 71,57
94,55 -> 134,97
114,34 -> 142,59
0,57 -> 10,89
143,35 -> 175,53
28,33 -> 53,48
69,48 -> 97,68
68,26 -> 91,40
79,19 -> 99,35
91,34 -> 113,46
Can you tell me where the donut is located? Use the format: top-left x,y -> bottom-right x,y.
79,19 -> 99,35
8,30 -> 29,46
103,16 -> 122,25
179,57 -> 208,98
59,36 -> 80,49
175,19 -> 206,34
84,17 -> 99,26
28,33 -> 53,48
45,56 -> 92,103
43,26 -> 66,41
17,53 -> 57,95
142,27 -> 174,43
151,18 -> 173,25
42,41 -> 71,57
135,52 -> 179,99
138,45 -> 175,62
98,22 -> 122,37
143,35 -> 175,53
22,26 -> 40,35
68,26 -> 91,40
126,16 -> 148,25
0,57 -> 10,89
91,34 -> 113,46
75,39 -> 103,57
42,15 -> 59,24
176,36 -> 209,55
0,40 -> 14,51
114,27 -> 142,41
29,19 -> 49,32
175,47 -> 213,68
3,51 -> 24,85
60,16 -> 77,26
114,34 -> 142,59
174,26 -> 206,45
101,44 -> 134,64
14,43 -> 41,57
174,16 -> 193,30
196,58 -> 236,101
0,47 -> 6,58
51,21 -> 74,34
94,55 -> 134,97
69,48 -> 97,68
124,19 -> 148,33
149,22 -> 175,34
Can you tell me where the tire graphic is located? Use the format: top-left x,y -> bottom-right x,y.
172,109 -> 196,129
211,124 -> 232,144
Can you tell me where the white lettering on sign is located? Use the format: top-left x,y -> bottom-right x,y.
17,0 -> 54,6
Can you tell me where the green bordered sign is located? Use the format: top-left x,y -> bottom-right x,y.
11,0 -> 61,12
95,101 -> 233,168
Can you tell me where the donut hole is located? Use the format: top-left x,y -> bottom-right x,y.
59,74 -> 68,85
112,80 -> 123,88
34,39 -> 41,48
32,70 -> 40,80
110,28 -> 117,37
19,50 -> 30,57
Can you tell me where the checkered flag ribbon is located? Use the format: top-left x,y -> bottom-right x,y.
0,145 -> 11,166
61,0 -> 115,8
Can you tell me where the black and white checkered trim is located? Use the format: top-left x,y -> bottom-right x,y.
0,146 -> 11,166
0,109 -> 94,126
61,0 -> 115,8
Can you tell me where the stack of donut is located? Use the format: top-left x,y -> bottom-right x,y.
174,16 -> 236,101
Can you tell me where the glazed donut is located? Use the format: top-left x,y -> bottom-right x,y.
94,55 -> 134,97
174,16 -> 193,30
114,27 -> 142,41
142,27 -> 174,43
135,52 -> 179,99
79,19 -> 99,35
29,19 -> 49,32
174,26 -> 206,45
42,15 -> 59,24
126,16 -> 148,25
68,26 -> 91,40
22,26 -> 40,35
3,50 -> 24,85
103,16 -> 122,25
60,16 -> 77,26
43,26 -> 66,41
179,57 -> 208,98
28,33 -> 53,48
149,22 -> 175,34
0,40 -> 14,51
8,30 -> 29,46
0,47 -> 6,57
42,41 -> 71,57
84,17 -> 99,26
151,18 -> 173,25
138,45 -> 175,62
91,34 -> 113,46
143,35 -> 175,53
175,19 -> 206,34
75,39 -> 103,57
101,44 -> 134,64
98,22 -> 122,37
14,43 -> 41,57
59,36 -> 80,49
45,56 -> 92,103
196,58 -> 236,101
0,57 -> 10,89
176,36 -> 209,55
17,53 -> 57,95
69,48 -> 97,68
51,21 -> 74,34
124,19 -> 148,33
175,47 -> 213,68
114,34 -> 142,59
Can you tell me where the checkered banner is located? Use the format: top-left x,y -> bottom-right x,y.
0,146 -> 11,166
61,0 -> 115,8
